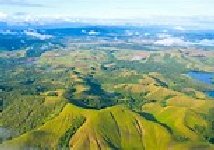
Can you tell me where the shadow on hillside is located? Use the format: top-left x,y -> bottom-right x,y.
68,76 -> 121,110
138,111 -> 173,134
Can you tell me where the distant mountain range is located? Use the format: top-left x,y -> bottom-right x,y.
1,16 -> 214,30
1,25 -> 214,52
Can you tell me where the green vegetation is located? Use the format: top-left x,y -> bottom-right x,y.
1,47 -> 214,149
58,116 -> 86,149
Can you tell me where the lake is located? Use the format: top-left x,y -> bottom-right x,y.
206,91 -> 214,98
187,71 -> 214,85
188,71 -> 214,98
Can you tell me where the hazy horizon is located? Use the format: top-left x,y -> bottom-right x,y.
1,0 -> 214,22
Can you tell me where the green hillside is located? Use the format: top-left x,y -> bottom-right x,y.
1,48 -> 214,149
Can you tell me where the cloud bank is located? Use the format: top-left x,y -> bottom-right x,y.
0,0 -> 44,7
154,37 -> 189,46
0,11 -> 7,19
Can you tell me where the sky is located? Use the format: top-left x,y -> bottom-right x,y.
0,0 -> 214,21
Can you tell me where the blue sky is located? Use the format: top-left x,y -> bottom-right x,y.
0,0 -> 214,20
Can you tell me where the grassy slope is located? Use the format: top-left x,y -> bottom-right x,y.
2,50 -> 214,149
1,104 -> 84,148
143,98 -> 214,149
138,75 -> 214,149
7,98 -> 213,150
2,104 -> 172,150
70,106 -> 171,150
2,71 -> 213,149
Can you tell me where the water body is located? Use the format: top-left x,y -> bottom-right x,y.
188,71 -> 214,98
206,91 -> 214,98
188,71 -> 214,84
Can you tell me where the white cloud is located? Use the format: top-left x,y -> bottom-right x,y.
154,37 -> 189,46
144,32 -> 150,36
156,33 -> 171,38
88,30 -> 100,36
174,26 -> 185,31
0,29 -> 19,35
24,30 -> 52,40
197,39 -> 214,46
0,0 -> 44,7
0,12 -> 7,19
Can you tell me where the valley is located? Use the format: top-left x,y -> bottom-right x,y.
0,27 -> 214,149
